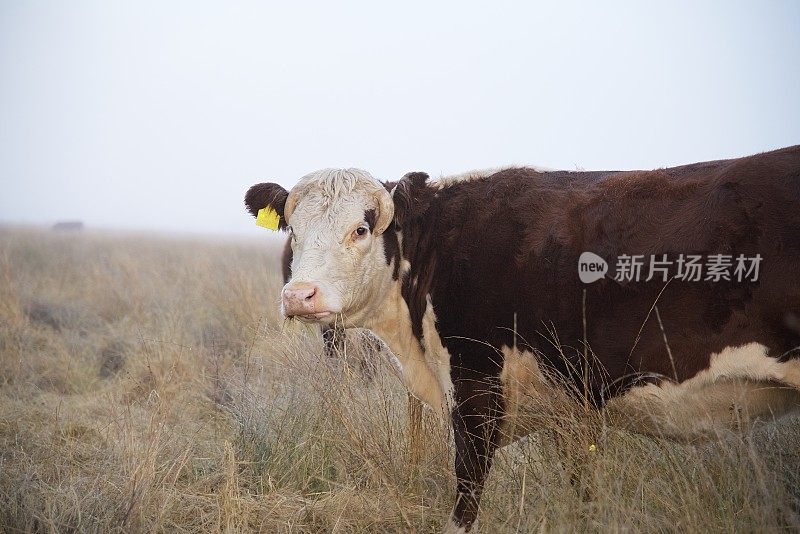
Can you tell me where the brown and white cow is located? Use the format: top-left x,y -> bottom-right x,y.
245,147 -> 800,532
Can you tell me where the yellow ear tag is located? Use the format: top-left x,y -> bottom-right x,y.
255,206 -> 281,230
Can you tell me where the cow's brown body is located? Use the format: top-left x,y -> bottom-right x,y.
392,146 -> 800,404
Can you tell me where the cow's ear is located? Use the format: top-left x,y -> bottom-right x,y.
391,172 -> 430,227
244,183 -> 290,230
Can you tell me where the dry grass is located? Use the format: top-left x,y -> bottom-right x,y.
1,228 -> 798,533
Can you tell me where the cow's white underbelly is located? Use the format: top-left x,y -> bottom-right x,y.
498,342 -> 800,442
607,342 -> 800,439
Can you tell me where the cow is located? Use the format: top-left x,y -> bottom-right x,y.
51,221 -> 84,232
245,146 -> 800,532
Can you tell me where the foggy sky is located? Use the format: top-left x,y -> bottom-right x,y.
1,1 -> 799,237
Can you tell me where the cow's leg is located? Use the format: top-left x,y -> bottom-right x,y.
447,374 -> 503,533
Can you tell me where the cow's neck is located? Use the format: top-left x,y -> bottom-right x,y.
363,280 -> 449,414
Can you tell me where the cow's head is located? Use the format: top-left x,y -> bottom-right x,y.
246,168 -> 402,326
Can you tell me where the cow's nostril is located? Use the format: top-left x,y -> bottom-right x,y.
282,284 -> 321,316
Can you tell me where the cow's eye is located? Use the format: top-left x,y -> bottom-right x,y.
353,226 -> 369,239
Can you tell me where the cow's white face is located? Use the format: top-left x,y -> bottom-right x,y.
245,168 -> 396,326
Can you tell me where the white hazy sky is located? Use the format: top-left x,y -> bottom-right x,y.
1,1 -> 799,236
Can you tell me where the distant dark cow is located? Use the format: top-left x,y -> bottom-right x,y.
52,221 -> 84,232
246,147 -> 800,532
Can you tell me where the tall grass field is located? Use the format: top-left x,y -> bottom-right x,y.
1,228 -> 799,532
